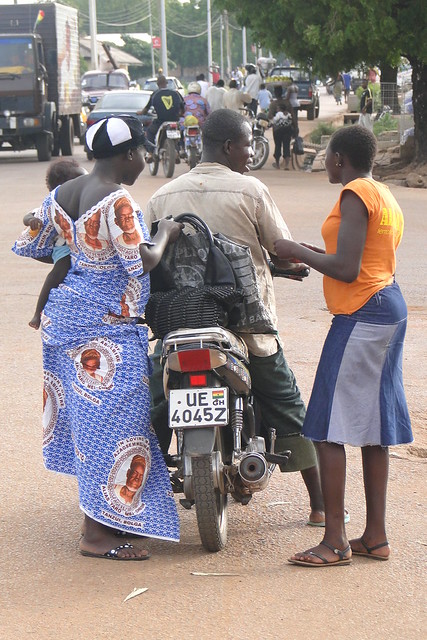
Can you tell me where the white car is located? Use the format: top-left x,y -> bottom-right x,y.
143,76 -> 185,97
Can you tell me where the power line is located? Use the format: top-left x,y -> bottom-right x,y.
166,15 -> 221,39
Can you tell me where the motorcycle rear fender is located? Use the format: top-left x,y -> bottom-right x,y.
183,427 -> 216,455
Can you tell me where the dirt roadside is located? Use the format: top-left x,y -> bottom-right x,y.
1,105 -> 426,639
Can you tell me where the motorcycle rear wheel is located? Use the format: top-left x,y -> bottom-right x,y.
192,434 -> 228,552
188,147 -> 198,170
250,137 -> 269,170
149,156 -> 159,176
162,139 -> 176,178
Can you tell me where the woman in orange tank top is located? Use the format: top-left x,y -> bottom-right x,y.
274,126 -> 412,567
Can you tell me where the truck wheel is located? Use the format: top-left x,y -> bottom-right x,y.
36,133 -> 52,162
60,117 -> 74,156
307,105 -> 315,121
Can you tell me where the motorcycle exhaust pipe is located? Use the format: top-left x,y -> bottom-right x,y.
238,452 -> 269,492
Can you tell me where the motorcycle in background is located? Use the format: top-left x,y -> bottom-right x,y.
147,121 -> 181,178
182,118 -> 202,169
250,112 -> 270,170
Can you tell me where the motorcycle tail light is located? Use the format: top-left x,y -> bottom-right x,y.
169,122 -> 178,129
188,127 -> 199,135
189,374 -> 207,387
167,348 -> 226,372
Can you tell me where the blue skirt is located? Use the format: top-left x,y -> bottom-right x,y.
303,282 -> 413,447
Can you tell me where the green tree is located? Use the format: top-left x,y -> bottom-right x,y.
217,0 -> 427,162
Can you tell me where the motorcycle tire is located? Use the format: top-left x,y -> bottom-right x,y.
192,432 -> 228,552
188,147 -> 198,170
162,139 -> 176,178
149,156 -> 159,176
250,137 -> 269,170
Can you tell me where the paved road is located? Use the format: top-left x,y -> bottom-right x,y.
1,90 -> 426,639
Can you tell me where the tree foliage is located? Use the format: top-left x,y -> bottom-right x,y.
218,0 -> 427,161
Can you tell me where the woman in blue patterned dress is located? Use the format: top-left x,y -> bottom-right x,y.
12,116 -> 183,560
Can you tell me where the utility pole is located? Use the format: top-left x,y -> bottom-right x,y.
207,0 -> 212,82
88,0 -> 98,70
160,0 -> 168,75
220,13 -> 224,79
224,10 -> 231,78
242,26 -> 247,67
148,0 -> 155,77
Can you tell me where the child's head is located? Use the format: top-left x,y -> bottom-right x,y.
45,158 -> 86,191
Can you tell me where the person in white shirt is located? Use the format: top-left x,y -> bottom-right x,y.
145,108 -> 325,524
206,79 -> 227,111
196,73 -> 209,98
244,63 -> 263,115
223,79 -> 251,112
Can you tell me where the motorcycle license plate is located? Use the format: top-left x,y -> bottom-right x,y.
169,388 -> 228,428
166,130 -> 180,139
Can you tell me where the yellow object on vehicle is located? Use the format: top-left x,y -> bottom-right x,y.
184,115 -> 198,126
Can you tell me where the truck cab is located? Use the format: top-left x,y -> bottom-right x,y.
0,34 -> 54,157
0,2 -> 81,161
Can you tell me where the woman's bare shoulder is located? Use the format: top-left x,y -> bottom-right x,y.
56,176 -> 122,219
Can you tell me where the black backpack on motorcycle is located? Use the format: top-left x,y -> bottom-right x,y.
145,213 -> 276,339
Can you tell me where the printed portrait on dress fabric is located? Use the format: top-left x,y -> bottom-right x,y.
75,209 -> 115,261
111,197 -> 142,249
54,210 -> 73,244
80,210 -> 107,251
68,338 -> 123,392
101,437 -> 151,517
43,371 -> 66,447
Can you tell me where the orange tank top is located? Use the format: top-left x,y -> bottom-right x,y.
321,178 -> 404,315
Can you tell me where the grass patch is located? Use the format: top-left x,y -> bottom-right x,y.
373,113 -> 399,136
309,122 -> 338,144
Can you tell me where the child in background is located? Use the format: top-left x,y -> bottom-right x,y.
24,158 -> 86,329
257,83 -> 272,112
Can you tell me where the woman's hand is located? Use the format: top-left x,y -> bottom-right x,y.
273,239 -> 302,261
157,217 -> 184,243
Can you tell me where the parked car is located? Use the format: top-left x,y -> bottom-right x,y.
143,76 -> 185,96
265,66 -> 320,120
81,69 -> 131,111
85,90 -> 153,159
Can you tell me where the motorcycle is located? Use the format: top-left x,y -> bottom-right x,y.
161,325 -> 291,552
182,118 -> 202,169
147,121 -> 181,179
150,216 -> 305,552
250,112 -> 270,170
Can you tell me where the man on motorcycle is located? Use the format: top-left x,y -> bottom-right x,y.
141,75 -> 185,153
145,108 -> 325,526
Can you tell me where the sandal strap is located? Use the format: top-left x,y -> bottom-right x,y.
361,538 -> 389,554
307,551 -> 328,564
321,541 -> 351,560
105,543 -> 133,558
